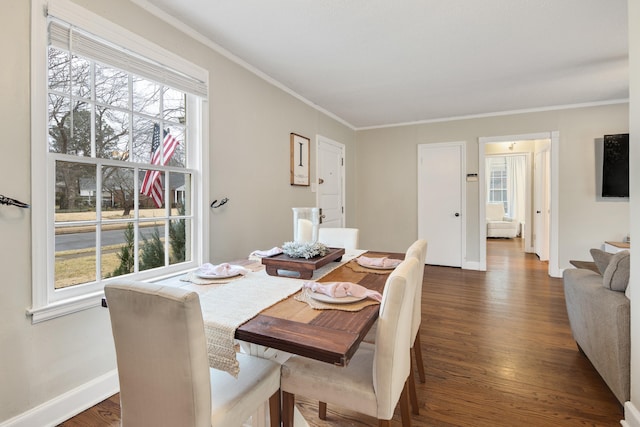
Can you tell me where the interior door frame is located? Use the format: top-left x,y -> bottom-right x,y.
479,131 -> 560,277
315,134 -> 345,227
417,141 -> 467,268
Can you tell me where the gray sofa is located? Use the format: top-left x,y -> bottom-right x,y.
563,249 -> 630,404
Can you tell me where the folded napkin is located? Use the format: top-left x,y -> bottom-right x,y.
249,247 -> 283,258
303,281 -> 382,302
198,263 -> 250,277
357,255 -> 402,269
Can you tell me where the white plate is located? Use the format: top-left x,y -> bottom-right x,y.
195,266 -> 243,279
309,292 -> 366,304
356,258 -> 398,270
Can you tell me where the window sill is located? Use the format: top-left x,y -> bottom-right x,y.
27,291 -> 105,324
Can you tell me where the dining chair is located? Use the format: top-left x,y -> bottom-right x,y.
105,280 -> 281,427
317,227 -> 360,249
362,239 -> 428,415
404,239 -> 428,413
280,257 -> 418,427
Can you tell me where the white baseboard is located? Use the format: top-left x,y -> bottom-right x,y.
622,401 -> 640,427
0,370 -> 119,427
463,261 -> 481,270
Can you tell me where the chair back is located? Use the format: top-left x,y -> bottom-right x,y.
406,239 -> 428,342
372,257 -> 418,420
105,281 -> 212,427
317,227 -> 360,249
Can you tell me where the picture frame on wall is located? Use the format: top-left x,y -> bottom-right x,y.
290,133 -> 310,186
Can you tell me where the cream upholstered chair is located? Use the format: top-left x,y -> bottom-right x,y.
105,281 -> 281,427
317,227 -> 360,249
280,257 -> 419,427
404,239 -> 428,413
362,239 -> 428,415
486,203 -> 519,238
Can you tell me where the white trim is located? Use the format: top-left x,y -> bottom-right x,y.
0,370 -> 118,427
356,99 -> 629,131
462,261 -> 481,270
31,0 -> 50,312
26,291 -> 104,323
549,131 -> 561,278
622,401 -> 640,427
315,135 -> 346,227
478,132 -> 560,277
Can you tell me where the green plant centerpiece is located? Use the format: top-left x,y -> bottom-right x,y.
282,241 -> 330,259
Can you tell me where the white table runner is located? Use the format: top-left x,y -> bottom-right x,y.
178,249 -> 366,377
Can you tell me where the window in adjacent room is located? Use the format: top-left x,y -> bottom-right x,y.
487,156 -> 508,214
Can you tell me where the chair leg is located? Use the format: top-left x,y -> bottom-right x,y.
400,380 -> 412,427
378,420 -> 391,427
282,391 -> 295,427
413,334 -> 426,383
408,366 -> 419,415
319,401 -> 327,420
268,389 -> 281,427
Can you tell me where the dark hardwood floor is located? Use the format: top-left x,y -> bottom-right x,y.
59,238 -> 624,426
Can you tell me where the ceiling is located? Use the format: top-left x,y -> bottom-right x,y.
135,0 -> 629,129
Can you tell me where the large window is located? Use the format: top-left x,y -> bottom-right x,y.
30,0 -> 208,322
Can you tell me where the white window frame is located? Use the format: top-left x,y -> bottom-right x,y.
29,0 -> 209,323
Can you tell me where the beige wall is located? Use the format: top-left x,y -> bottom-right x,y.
355,104 -> 629,269
0,0 -> 355,422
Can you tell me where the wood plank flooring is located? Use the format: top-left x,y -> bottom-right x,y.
59,238 -> 624,426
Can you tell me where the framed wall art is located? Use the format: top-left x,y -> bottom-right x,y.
290,133 -> 310,186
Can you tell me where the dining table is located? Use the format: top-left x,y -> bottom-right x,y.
236,249 -> 403,367
159,248 -> 404,426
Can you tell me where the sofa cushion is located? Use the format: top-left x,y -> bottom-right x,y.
590,248 -> 613,275
602,250 -> 630,292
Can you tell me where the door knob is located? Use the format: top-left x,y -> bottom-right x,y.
536,210 -> 541,214
454,213 -> 460,217
318,178 -> 324,184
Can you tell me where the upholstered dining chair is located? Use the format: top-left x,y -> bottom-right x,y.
317,227 -> 360,249
105,281 -> 281,427
280,257 -> 418,427
404,239 -> 428,413
362,239 -> 428,415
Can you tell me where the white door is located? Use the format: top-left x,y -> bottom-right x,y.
534,148 -> 550,261
317,136 -> 344,228
418,142 -> 464,267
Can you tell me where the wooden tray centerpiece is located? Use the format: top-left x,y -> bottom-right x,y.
262,245 -> 345,279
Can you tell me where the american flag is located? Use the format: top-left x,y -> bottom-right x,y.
140,124 -> 179,208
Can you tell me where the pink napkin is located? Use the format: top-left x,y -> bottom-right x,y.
249,247 -> 283,258
303,281 -> 382,302
198,263 -> 250,276
357,255 -> 402,269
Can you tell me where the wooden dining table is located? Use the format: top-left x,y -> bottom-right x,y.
235,251 -> 404,367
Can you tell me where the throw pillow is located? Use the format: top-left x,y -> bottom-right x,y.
590,248 -> 612,275
602,250 -> 630,292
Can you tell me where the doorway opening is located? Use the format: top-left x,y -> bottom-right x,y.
479,132 -> 560,277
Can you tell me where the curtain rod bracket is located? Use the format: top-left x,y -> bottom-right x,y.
0,194 -> 30,209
